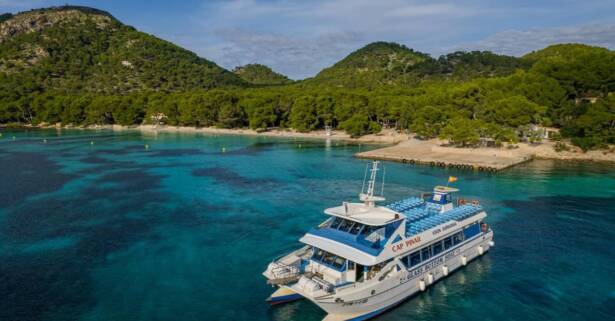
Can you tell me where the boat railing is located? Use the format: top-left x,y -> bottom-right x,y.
266,262 -> 301,285
420,192 -> 433,200
378,265 -> 397,281
311,275 -> 334,293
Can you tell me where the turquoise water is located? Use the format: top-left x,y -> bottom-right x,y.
0,129 -> 614,321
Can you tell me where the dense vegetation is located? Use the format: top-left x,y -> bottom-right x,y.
1,7 -> 614,151
0,6 -> 244,95
233,64 -> 293,86
301,42 -> 531,88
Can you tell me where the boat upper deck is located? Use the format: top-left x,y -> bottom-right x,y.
324,202 -> 404,226
386,197 -> 483,237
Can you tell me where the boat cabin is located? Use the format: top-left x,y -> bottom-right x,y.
300,200 -> 406,286
424,186 -> 459,213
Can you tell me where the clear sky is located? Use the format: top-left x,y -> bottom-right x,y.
2,0 -> 615,79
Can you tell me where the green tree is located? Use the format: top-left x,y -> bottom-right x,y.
339,114 -> 381,138
439,118 -> 481,146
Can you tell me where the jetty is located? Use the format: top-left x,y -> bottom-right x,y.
355,138 -> 534,171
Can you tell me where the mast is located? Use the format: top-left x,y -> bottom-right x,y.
359,161 -> 385,207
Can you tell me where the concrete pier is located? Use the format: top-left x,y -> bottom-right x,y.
355,139 -> 534,172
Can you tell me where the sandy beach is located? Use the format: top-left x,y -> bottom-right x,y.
33,124 -> 615,170
103,124 -> 411,144
356,137 -> 615,170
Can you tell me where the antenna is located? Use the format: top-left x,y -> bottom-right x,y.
381,165 -> 386,196
361,163 -> 368,195
359,161 -> 386,207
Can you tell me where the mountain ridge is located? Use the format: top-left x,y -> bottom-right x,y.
0,6 -> 246,94
0,6 -> 613,151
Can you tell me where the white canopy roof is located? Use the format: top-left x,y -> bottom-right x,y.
299,233 -> 379,266
324,202 -> 405,226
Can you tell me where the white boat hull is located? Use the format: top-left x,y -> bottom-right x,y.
305,232 -> 493,321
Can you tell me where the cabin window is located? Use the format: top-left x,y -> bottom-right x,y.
348,261 -> 355,270
421,247 -> 431,261
432,241 -> 443,256
338,220 -> 354,232
463,223 -> 481,239
311,248 -> 347,271
433,194 -> 442,202
444,237 -> 453,250
330,217 -> 342,229
322,252 -> 336,266
453,232 -> 464,245
362,226 -> 385,244
313,249 -> 325,261
409,251 -> 421,267
361,225 -> 373,237
350,223 -> 364,235
332,256 -> 346,270
401,255 -> 409,267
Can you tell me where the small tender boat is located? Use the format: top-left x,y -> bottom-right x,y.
263,161 -> 494,320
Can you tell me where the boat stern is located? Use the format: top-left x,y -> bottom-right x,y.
266,286 -> 304,305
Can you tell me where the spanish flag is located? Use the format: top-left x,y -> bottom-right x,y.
448,176 -> 458,183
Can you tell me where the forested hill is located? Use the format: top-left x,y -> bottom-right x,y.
301,42 -> 530,88
523,44 -> 615,97
0,6 -> 245,95
233,64 -> 293,85
304,42 -> 433,87
0,6 -> 614,151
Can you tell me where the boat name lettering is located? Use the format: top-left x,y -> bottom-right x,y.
341,298 -> 368,306
404,249 -> 461,281
391,236 -> 421,252
432,222 -> 457,236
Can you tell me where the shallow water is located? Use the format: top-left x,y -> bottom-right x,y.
0,128 -> 613,321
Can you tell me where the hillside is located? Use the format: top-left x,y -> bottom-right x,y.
233,64 -> 292,85
304,42 -> 432,87
0,6 -> 245,95
303,42 -> 530,88
0,6 -> 613,151
435,51 -> 531,79
524,44 -> 615,97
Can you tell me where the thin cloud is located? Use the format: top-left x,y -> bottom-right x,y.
209,28 -> 364,79
459,24 -> 615,56
4,0 -> 614,79
193,0 -> 485,78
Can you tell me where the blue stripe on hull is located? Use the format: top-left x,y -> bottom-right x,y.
268,293 -> 303,305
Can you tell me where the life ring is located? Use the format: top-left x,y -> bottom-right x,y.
481,223 -> 488,232
459,198 -> 466,205
471,200 -> 479,206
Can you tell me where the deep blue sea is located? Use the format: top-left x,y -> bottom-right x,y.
0,129 -> 614,321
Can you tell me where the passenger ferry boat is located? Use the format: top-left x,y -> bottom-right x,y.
263,161 -> 494,321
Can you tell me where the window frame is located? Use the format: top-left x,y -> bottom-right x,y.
421,247 -> 431,261
432,241 -> 443,256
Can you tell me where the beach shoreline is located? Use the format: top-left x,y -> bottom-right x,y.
8,124 -> 615,169
30,124 -> 410,144
356,137 -> 615,171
